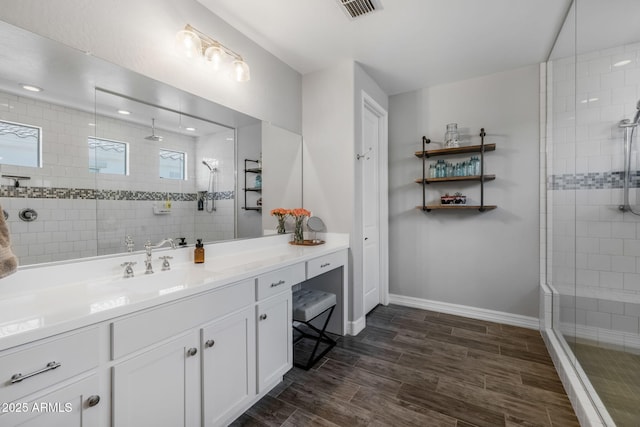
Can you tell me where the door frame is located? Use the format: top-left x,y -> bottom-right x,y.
360,91 -> 389,311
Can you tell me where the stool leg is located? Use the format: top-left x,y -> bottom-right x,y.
294,306 -> 336,370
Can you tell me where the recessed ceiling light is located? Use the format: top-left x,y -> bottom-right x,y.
20,84 -> 42,92
613,59 -> 632,67
580,97 -> 599,104
88,123 -> 96,127
185,127 -> 196,131
117,110 -> 131,115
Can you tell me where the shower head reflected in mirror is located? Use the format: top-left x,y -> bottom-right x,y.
144,118 -> 163,141
202,158 -> 218,171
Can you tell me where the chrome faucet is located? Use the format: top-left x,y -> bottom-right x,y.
144,238 -> 176,274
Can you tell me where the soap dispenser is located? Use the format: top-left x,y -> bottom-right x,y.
194,239 -> 204,264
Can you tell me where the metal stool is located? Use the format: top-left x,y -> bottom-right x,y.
292,288 -> 337,370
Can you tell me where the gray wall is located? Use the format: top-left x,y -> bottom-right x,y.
388,64 -> 540,317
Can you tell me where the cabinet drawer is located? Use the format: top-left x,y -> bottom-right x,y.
306,250 -> 346,280
112,280 -> 253,360
256,263 -> 305,301
0,327 -> 99,403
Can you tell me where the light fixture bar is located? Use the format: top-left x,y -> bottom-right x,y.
184,24 -> 244,62
176,24 -> 250,82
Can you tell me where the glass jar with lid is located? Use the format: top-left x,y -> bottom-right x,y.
444,123 -> 460,148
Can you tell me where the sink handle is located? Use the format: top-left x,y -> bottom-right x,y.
120,261 -> 137,278
159,256 -> 173,271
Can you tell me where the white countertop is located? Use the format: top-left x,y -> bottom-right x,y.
0,233 -> 349,351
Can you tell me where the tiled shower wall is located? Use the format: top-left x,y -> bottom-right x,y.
0,90 -> 235,265
550,41 -> 640,351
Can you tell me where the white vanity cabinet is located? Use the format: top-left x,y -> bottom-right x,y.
255,264 -> 303,393
0,236 -> 349,427
256,290 -> 292,393
0,327 -> 105,427
201,306 -> 255,426
0,375 -> 101,427
112,332 -> 200,427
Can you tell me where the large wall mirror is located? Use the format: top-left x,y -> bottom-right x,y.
0,20 -> 302,266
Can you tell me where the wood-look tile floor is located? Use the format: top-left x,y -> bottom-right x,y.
569,340 -> 640,426
231,304 -> 579,427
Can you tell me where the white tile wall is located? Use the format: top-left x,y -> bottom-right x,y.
550,41 -> 640,343
1,90 -> 236,264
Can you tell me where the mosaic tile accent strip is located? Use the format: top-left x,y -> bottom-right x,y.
0,185 -> 234,201
198,190 -> 235,201
549,171 -> 640,190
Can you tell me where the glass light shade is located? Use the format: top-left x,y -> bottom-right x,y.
204,45 -> 227,70
231,59 -> 250,82
175,29 -> 202,59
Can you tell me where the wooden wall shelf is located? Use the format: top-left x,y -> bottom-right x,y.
416,205 -> 497,212
242,159 -> 262,211
415,143 -> 496,159
415,175 -> 496,184
416,129 -> 497,213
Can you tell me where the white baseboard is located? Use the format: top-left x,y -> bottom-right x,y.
388,294 -> 539,330
347,316 -> 366,336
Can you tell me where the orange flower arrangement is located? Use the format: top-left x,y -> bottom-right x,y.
270,208 -> 290,234
288,208 -> 311,218
289,208 -> 311,243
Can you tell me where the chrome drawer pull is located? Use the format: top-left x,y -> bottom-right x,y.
205,339 -> 215,348
10,361 -> 61,384
270,280 -> 285,288
187,348 -> 198,357
259,314 -> 268,321
320,262 -> 331,268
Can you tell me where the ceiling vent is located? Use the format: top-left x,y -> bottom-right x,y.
337,0 -> 380,19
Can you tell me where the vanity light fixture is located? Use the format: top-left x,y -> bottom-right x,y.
175,24 -> 250,82
20,84 -> 42,92
613,59 -> 632,67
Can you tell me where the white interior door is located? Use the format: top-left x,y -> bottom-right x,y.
363,104 -> 381,314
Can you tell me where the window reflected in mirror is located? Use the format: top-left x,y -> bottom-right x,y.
88,137 -> 128,175
0,119 -> 41,168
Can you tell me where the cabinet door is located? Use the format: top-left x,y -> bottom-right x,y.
112,333 -> 199,427
201,306 -> 255,427
257,290 -> 292,393
0,375 -> 101,427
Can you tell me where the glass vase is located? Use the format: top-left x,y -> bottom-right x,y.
293,217 -> 305,244
276,217 -> 286,234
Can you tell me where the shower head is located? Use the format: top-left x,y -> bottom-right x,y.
145,118 -> 163,141
619,100 -> 640,128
